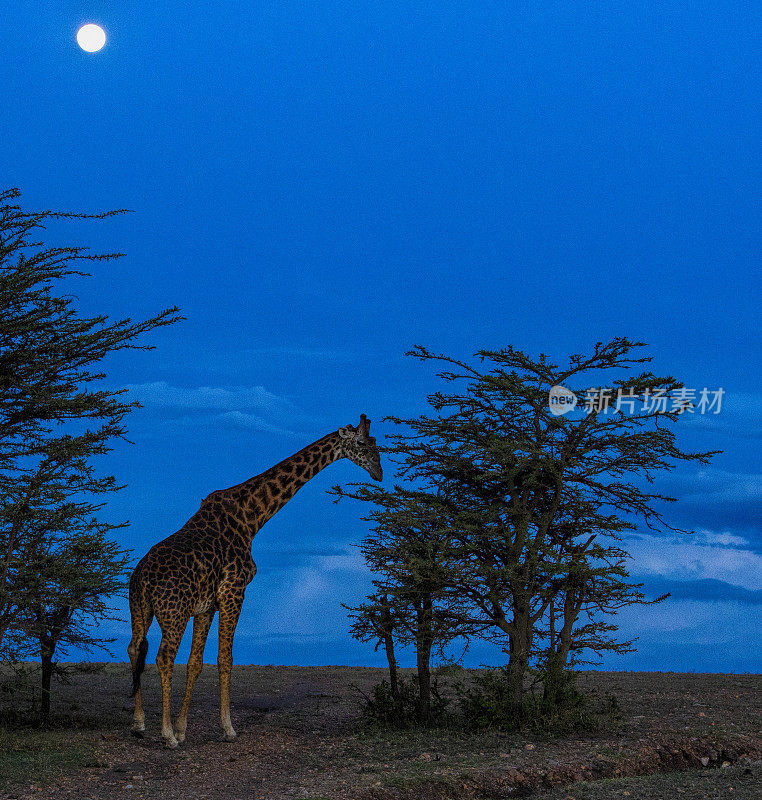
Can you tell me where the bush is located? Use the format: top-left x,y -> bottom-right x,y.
360,675 -> 451,728
435,662 -> 466,678
360,667 -> 598,734
455,666 -> 595,735
455,667 -> 521,731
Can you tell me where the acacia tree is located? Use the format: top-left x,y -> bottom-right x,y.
345,593 -> 401,700
27,523 -> 130,718
532,501 -> 667,707
361,339 -> 717,705
335,486 -> 480,723
0,187 -> 181,715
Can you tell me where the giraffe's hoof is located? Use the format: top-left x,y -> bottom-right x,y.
222,730 -> 237,742
164,737 -> 179,749
131,724 -> 146,738
175,731 -> 186,743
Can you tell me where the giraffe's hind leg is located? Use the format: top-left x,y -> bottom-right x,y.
156,618 -> 187,748
127,588 -> 153,736
175,609 -> 215,743
128,629 -> 150,735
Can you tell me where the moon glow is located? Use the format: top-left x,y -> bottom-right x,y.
77,24 -> 106,53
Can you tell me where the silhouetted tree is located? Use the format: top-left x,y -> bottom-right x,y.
27,526 -> 130,718
345,339 -> 717,711
335,486 -> 479,723
0,187 -> 181,717
534,504 -> 668,708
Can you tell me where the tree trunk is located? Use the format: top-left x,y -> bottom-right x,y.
415,597 -> 434,724
542,652 -> 564,706
378,597 -> 399,701
383,632 -> 399,701
507,602 -> 532,705
506,644 -> 526,701
542,589 -> 580,708
416,643 -> 432,724
40,636 -> 54,721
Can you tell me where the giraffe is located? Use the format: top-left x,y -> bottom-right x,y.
127,414 -> 382,748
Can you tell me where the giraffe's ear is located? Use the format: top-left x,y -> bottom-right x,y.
358,414 -> 371,439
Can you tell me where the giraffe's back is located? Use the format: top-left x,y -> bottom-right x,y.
132,506 -> 256,623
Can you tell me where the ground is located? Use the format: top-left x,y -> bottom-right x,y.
0,665 -> 760,799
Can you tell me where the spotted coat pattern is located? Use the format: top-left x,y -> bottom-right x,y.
127,416 -> 381,747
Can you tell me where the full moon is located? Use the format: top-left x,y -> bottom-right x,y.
76,24 -> 106,53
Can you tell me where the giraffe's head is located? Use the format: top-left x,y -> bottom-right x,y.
338,414 -> 383,481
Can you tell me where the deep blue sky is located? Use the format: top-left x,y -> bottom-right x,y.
3,2 -> 761,672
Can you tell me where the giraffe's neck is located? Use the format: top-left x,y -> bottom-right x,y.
227,431 -> 344,540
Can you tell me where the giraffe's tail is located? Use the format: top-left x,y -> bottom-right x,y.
128,564 -> 152,697
130,638 -> 149,697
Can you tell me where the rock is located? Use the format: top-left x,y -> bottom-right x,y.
505,768 -> 529,789
701,757 -> 710,766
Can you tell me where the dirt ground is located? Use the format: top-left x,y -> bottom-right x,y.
0,664 -> 760,799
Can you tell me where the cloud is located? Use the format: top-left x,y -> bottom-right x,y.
289,568 -> 331,605
693,530 -> 750,547
290,546 -> 351,558
657,468 -> 762,508
680,390 -> 762,439
628,529 -> 762,591
315,549 -> 367,574
125,381 -> 303,436
607,600 -> 761,672
617,599 -> 722,636
644,577 -> 762,605
245,548 -> 372,641
127,381 -> 292,412
655,469 -> 762,544
239,632 -> 341,642
215,411 -> 300,437
255,545 -> 352,572
682,470 -> 762,505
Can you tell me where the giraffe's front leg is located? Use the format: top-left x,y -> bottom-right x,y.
175,610 -> 214,743
217,589 -> 245,742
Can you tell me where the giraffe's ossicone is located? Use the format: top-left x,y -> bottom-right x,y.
127,415 -> 382,748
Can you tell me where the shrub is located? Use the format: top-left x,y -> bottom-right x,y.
360,675 -> 450,728
455,666 -> 595,735
435,662 -> 466,678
